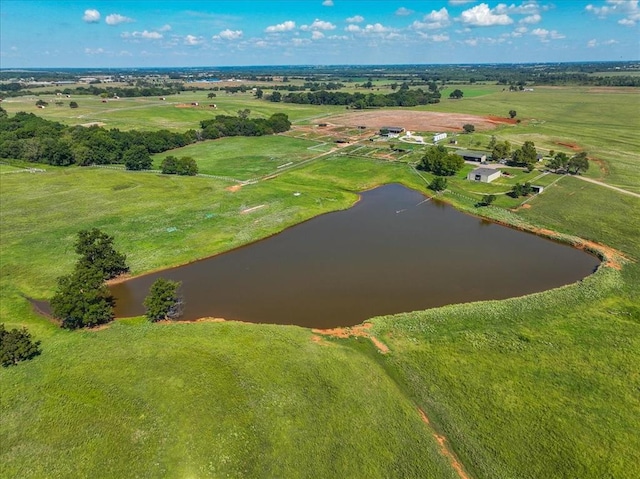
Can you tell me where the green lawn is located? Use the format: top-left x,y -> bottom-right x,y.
153,135 -> 326,180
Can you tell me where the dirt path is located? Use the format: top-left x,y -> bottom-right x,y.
418,408 -> 473,479
572,175 -> 640,199
311,323 -> 389,354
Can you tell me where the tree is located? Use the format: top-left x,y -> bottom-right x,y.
237,109 -> 251,119
177,156 -> 198,176
508,182 -> 533,198
509,109 -> 517,119
207,92 -> 217,99
492,140 -> 511,161
69,101 -> 79,109
269,91 -> 282,102
509,141 -> 537,169
144,278 -> 183,322
418,146 -> 464,176
479,194 -> 496,206
74,228 -> 129,280
429,176 -> 448,192
0,324 -> 41,367
35,99 -> 48,107
487,135 -> 497,150
161,155 -> 179,174
255,88 -> 264,99
463,123 -> 475,134
50,265 -> 115,329
124,145 -> 152,171
449,89 -> 464,99
568,151 -> 589,174
548,152 -> 569,172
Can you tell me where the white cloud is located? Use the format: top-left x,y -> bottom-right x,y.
322,0 -> 334,5
84,47 -> 104,55
395,7 -> 414,16
465,38 -> 479,46
531,28 -> 565,41
430,33 -> 451,42
265,20 -> 296,32
292,38 -> 311,46
184,35 -> 204,45
603,38 -> 619,44
460,3 -> 513,26
106,14 -> 134,26
520,14 -> 541,24
312,31 -> 325,40
345,24 -> 361,32
449,0 -> 476,5
587,38 -> 598,47
123,30 -> 163,39
214,29 -> 243,40
586,0 -> 640,25
494,1 -> 541,15
158,24 -> 172,32
83,9 -> 100,23
364,23 -> 391,33
346,15 -> 365,23
413,7 -> 451,29
300,19 -> 337,30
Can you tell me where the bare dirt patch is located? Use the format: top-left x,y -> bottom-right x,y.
80,122 -> 106,127
326,110 -> 510,132
555,141 -> 582,151
226,184 -> 242,192
312,322 -> 390,353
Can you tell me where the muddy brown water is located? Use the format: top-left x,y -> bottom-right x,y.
111,184 -> 599,328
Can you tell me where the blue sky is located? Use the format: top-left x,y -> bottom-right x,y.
1,1 -> 638,67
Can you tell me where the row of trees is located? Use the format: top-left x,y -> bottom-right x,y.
200,112 -> 291,139
0,107 -> 291,169
50,229 -> 184,329
548,151 -> 589,174
271,87 -> 441,108
160,156 -> 198,175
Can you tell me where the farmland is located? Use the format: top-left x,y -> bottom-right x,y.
1,82 -> 639,478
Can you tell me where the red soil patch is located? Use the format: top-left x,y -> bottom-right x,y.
312,323 -> 390,354
555,141 -> 581,151
226,184 -> 242,192
325,110 -> 510,132
418,408 -> 472,479
589,157 -> 610,177
174,103 -> 197,108
486,115 -> 518,125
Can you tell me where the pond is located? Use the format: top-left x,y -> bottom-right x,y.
111,184 -> 600,328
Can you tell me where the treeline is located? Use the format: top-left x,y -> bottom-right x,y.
0,110 -> 194,166
200,113 -> 291,139
0,107 -> 291,167
272,87 -> 441,108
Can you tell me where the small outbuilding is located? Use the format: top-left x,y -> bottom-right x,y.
380,126 -> 405,136
467,167 -> 501,183
433,132 -> 447,143
456,150 -> 487,163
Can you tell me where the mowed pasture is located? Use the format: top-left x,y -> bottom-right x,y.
153,135 -> 330,181
1,86 -> 640,478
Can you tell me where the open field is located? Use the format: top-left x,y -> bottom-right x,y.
1,85 -> 640,478
153,135 -> 328,181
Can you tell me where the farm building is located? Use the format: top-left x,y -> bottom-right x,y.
433,132 -> 447,142
380,126 -> 404,136
456,150 -> 487,162
467,167 -> 501,183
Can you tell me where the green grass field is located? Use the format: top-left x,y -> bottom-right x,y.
153,135 -> 327,180
1,86 -> 639,478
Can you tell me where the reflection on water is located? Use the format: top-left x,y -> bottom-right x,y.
111,184 -> 600,328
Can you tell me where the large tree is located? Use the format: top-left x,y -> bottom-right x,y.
449,89 -> 464,99
419,146 -> 464,176
0,324 -> 41,367
50,266 -> 115,329
568,151 -> 589,174
548,152 -> 570,172
144,278 -> 183,322
75,228 -> 129,280
123,145 -> 152,170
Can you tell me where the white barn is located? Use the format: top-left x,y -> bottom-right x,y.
433,132 -> 447,143
467,167 -> 501,183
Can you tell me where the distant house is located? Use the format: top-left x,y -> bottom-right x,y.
380,126 -> 404,136
467,167 -> 501,183
433,132 -> 447,143
456,150 -> 487,163
531,185 -> 544,193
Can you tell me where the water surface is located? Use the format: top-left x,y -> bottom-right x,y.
112,184 -> 599,328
